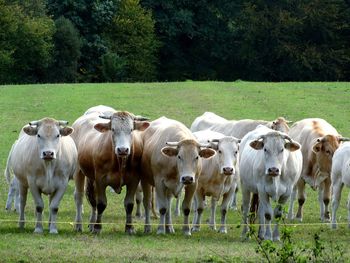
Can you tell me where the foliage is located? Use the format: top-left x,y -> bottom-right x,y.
101,52 -> 127,82
105,0 -> 160,81
47,16 -> 82,83
0,0 -> 54,84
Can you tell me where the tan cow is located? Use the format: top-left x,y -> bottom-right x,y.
72,106 -> 150,233
4,118 -> 77,234
288,118 -> 348,222
191,130 -> 240,234
140,117 -> 215,235
190,112 -> 290,138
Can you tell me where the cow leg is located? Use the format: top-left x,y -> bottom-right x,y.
74,169 -> 85,232
165,193 -> 174,234
295,179 -> 306,222
347,191 -> 350,228
30,185 -> 45,234
219,189 -> 234,234
85,177 -> 97,232
331,179 -> 343,229
182,183 -> 196,236
135,187 -> 143,219
191,192 -> 204,232
141,181 -> 152,233
18,183 -> 28,230
174,194 -> 181,217
14,184 -> 20,213
323,177 -> 331,222
287,185 -> 297,220
155,182 -> 167,235
318,182 -> 326,221
230,184 -> 239,210
241,188 -> 251,240
209,197 -> 217,231
124,180 -> 139,234
94,180 -> 107,234
5,178 -> 17,211
48,184 -> 68,234
273,196 -> 288,241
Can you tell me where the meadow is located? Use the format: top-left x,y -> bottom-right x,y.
0,81 -> 350,262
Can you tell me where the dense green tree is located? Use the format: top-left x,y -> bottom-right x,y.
0,0 -> 54,84
105,0 -> 159,81
48,17 -> 82,83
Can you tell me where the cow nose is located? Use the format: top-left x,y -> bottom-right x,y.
117,147 -> 129,156
42,151 -> 54,160
222,167 -> 234,175
267,167 -> 279,176
181,176 -> 194,185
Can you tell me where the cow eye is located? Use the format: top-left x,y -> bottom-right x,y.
326,150 -> 331,155
218,150 -> 222,154
177,155 -> 181,160
195,156 -> 199,160
235,151 -> 238,155
264,148 -> 267,152
111,128 -> 115,132
56,134 -> 60,138
37,134 -> 41,138
280,148 -> 284,153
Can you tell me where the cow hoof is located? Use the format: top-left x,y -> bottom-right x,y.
184,231 -> 191,236
92,227 -> 101,234
209,225 -> 217,231
218,228 -> 227,234
191,226 -> 200,232
166,226 -> 175,234
273,236 -> 280,242
125,227 -> 135,235
34,227 -> 43,234
157,229 -> 165,235
50,229 -> 58,234
75,224 -> 83,232
144,225 -> 151,234
331,223 -> 337,230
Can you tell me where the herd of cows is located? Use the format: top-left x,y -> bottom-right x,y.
4,105 -> 350,241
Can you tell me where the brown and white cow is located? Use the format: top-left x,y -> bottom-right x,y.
4,118 -> 77,234
72,106 -> 150,234
288,118 -> 348,222
140,117 -> 215,235
190,112 -> 290,138
191,130 -> 240,234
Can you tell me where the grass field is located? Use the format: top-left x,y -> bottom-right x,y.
0,81 -> 350,262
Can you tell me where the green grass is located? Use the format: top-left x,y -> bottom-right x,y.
1,81 -> 350,262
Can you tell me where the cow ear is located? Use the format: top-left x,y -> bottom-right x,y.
23,125 -> 37,136
94,122 -> 111,133
134,121 -> 150,131
285,141 -> 300,152
199,148 -> 216,158
161,146 -> 178,157
250,140 -> 264,150
60,127 -> 74,136
312,142 -> 322,153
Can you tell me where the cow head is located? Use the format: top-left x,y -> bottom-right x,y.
312,135 -> 350,175
23,118 -> 73,161
271,117 -> 291,133
161,139 -> 216,185
209,136 -> 240,176
94,111 -> 150,158
250,132 -> 300,177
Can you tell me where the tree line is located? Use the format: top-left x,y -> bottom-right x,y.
0,0 -> 349,84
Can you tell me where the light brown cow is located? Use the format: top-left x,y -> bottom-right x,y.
140,117 -> 215,235
190,112 -> 290,138
191,130 -> 240,234
72,106 -> 150,233
288,118 -> 348,222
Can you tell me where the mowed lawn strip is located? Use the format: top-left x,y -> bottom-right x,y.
0,81 -> 350,262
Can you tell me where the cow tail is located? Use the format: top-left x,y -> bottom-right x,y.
85,177 -> 96,208
4,142 -> 16,184
249,193 -> 259,224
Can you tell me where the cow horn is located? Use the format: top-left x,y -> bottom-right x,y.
211,139 -> 220,143
58,120 -> 69,126
99,115 -> 112,120
199,143 -> 211,148
134,115 -> 149,121
29,120 -> 41,126
166,142 -> 179,147
281,134 -> 293,142
339,137 -> 350,142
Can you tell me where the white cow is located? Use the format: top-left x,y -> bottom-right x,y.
331,142 -> 350,229
4,118 -> 77,234
191,130 -> 240,233
239,126 -> 302,241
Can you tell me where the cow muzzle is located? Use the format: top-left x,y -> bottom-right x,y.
116,147 -> 130,157
267,167 -> 280,177
181,175 -> 195,185
41,150 -> 55,160
222,167 -> 234,176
